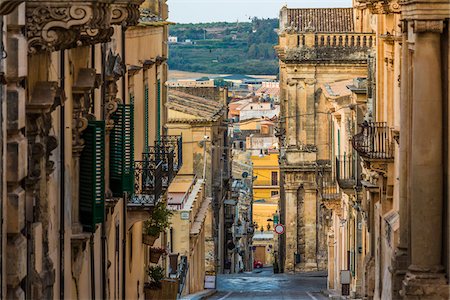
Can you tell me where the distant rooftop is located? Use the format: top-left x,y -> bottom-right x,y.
283,7 -> 354,33
168,90 -> 224,122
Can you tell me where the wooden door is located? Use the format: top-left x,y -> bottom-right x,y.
254,246 -> 266,264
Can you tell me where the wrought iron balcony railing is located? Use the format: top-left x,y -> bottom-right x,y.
336,155 -> 356,190
129,160 -> 163,207
156,135 -> 183,172
145,146 -> 174,188
352,122 -> 394,160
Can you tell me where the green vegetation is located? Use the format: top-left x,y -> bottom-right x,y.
169,18 -> 279,75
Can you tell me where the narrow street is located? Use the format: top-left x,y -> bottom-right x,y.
207,268 -> 328,300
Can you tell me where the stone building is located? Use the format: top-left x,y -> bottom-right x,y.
165,88 -> 230,275
299,0 -> 450,299
276,6 -> 375,273
0,0 -> 188,299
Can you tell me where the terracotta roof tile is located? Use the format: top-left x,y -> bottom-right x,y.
168,90 -> 224,121
287,8 -> 354,32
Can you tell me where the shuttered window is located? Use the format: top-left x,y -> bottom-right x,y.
79,120 -> 105,232
110,104 -> 135,197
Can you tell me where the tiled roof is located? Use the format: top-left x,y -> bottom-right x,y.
287,8 -> 354,32
168,90 -> 224,121
322,79 -> 353,98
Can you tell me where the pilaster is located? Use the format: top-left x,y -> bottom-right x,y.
401,17 -> 449,299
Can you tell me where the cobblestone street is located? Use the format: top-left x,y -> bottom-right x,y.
207,268 -> 328,300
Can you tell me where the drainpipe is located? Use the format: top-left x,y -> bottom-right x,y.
121,25 -> 127,300
0,16 -> 4,299
122,193 -> 127,300
100,42 -> 107,300
90,233 -> 95,299
59,49 -> 66,300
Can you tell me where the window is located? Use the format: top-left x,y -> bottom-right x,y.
271,171 -> 278,186
110,104 -> 134,197
79,120 -> 105,232
271,191 -> 279,197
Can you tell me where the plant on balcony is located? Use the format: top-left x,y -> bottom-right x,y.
143,202 -> 173,245
145,265 -> 165,289
149,247 -> 168,264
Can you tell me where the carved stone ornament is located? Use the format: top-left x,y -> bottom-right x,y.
362,0 -> 401,14
105,51 -> 125,131
72,68 -> 101,155
26,81 -> 65,180
0,0 -> 24,15
25,0 -> 147,53
111,0 -> 144,26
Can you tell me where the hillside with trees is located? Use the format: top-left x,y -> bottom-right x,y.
168,18 -> 279,75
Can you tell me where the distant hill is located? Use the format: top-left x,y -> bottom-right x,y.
168,18 -> 279,76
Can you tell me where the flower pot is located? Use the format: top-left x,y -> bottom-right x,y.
142,234 -> 159,246
150,251 -> 163,264
144,280 -> 179,300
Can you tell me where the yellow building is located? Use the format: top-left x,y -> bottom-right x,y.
168,175 -> 208,296
250,152 -> 279,267
252,152 -> 280,203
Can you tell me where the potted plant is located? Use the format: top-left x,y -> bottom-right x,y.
143,202 -> 173,246
149,247 -> 167,264
146,265 -> 165,289
144,265 -> 178,300
144,265 -> 165,299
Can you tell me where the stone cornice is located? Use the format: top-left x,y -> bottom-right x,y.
358,0 -> 401,14
400,0 -> 450,21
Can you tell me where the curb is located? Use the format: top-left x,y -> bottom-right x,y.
180,289 -> 217,300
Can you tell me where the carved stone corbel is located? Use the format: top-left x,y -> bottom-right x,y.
72,68 -> 101,155
105,51 -> 125,132
111,0 -> 144,26
26,0 -> 113,53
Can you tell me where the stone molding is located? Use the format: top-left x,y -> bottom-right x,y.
26,0 -> 143,53
412,20 -> 445,33
362,0 -> 401,14
0,0 -> 24,15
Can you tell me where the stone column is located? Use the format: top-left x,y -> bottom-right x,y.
402,20 -> 449,299
390,29 -> 409,298
302,185 -> 318,271
284,183 -> 298,272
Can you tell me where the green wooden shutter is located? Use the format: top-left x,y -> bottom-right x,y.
80,120 -> 105,232
157,79 -> 161,140
144,84 -> 149,150
110,104 -> 135,197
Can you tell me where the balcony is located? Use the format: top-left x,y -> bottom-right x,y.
129,160 -> 163,209
157,135 -> 183,172
145,146 -> 174,188
352,122 -> 394,160
336,155 -> 356,191
318,172 -> 340,201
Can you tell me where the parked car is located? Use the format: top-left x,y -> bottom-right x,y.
253,260 -> 263,269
